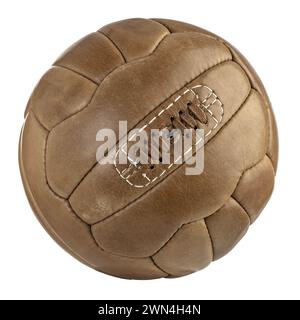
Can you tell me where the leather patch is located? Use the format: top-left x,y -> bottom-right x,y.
114,84 -> 223,188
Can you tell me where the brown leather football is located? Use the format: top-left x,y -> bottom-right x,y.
19,18 -> 278,279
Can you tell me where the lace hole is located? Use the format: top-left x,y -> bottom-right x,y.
187,101 -> 192,106
149,164 -> 155,170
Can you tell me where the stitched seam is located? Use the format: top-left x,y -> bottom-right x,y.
90,88 -> 252,226
34,112 -> 141,257
148,149 -> 268,262
34,104 -> 177,260
114,85 -> 223,187
74,156 -> 268,260
229,154 -> 276,223
40,31 -> 273,263
98,31 -> 127,63
149,32 -> 170,55
151,219 -> 203,258
44,83 -> 97,198
68,59 -> 231,199
67,162 -> 98,199
89,225 -> 106,251
265,154 -> 276,175
30,45 -> 230,264
97,32 -> 171,81
31,113 -> 95,229
266,107 -> 271,166
204,153 -> 274,226
90,219 -> 203,259
150,256 -> 170,277
30,113 -> 88,227
47,83 -> 99,133
91,226 -> 181,262
31,83 -> 98,132
149,19 -> 172,33
30,112 -> 114,253
205,195 -> 250,261
43,133 -> 67,200
88,144 -> 265,259
219,39 -> 276,170
231,195 -> 251,220
49,32 -> 172,134
30,113 -> 66,202
54,64 -> 99,85
230,196 -> 251,220
42,87 -> 98,200
204,219 -> 214,260
204,154 -> 272,223
266,151 -> 276,170
31,111 -> 50,132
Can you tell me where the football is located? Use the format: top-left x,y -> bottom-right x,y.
19,18 -> 278,279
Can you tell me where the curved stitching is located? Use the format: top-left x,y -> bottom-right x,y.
149,155 -> 270,262
54,64 -> 99,85
90,153 -> 270,259
219,38 -> 277,172
204,155 -> 272,223
148,32 -> 170,56
230,195 -> 251,220
266,108 -> 277,171
89,225 -> 106,251
34,28 -> 274,269
28,25 -> 274,275
39,28 -> 269,259
150,256 -> 170,277
44,132 -> 67,201
204,219 -> 214,260
205,196 -> 250,261
46,81 -> 99,133
49,32 -> 172,133
98,31 -> 127,63
67,59 -> 232,199
46,33 -> 212,197
60,153 -> 270,261
88,88 -> 252,226
265,154 -> 276,175
28,112 -> 117,258
32,109 -> 175,261
32,110 -> 148,258
31,111 -> 50,133
149,19 -> 172,33
114,85 -> 223,188
230,154 -> 276,221
151,219 -> 202,257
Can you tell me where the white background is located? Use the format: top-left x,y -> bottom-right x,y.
0,0 -> 299,300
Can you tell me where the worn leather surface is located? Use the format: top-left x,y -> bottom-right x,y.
19,18 -> 278,279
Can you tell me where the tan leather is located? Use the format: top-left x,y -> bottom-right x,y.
19,18 -> 278,279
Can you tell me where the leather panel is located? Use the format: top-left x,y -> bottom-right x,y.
70,61 -> 250,223
205,197 -> 250,260
28,67 -> 97,130
152,220 -> 213,277
91,90 -> 268,257
232,156 -> 275,223
47,33 -> 231,197
19,113 -> 167,279
54,32 -> 125,84
100,18 -> 170,61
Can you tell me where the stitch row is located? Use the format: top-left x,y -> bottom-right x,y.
114,85 -> 223,187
